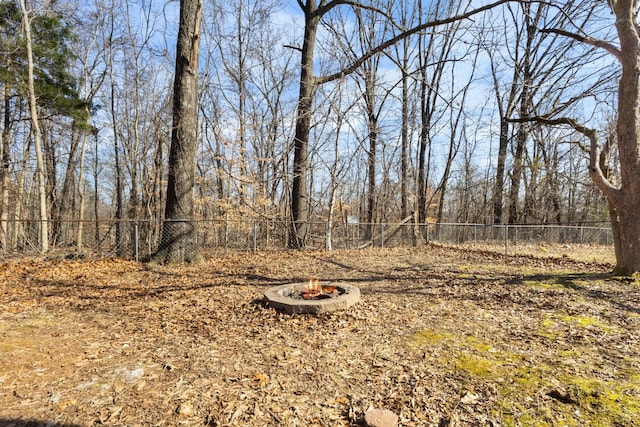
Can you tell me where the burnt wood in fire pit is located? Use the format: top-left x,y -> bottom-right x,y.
264,282 -> 360,314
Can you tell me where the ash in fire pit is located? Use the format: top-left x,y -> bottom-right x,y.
264,280 -> 360,314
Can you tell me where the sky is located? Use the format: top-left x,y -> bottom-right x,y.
84,0 -> 620,211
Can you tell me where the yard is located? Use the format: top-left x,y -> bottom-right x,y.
0,243 -> 638,426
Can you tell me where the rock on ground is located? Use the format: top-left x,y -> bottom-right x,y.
364,408 -> 399,427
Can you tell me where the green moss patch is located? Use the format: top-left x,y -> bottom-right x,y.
411,323 -> 640,426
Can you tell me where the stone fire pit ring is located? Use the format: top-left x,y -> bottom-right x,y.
264,282 -> 360,314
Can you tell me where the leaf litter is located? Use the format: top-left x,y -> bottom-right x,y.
0,244 -> 638,426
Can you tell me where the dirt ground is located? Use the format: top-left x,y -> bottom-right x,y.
0,243 -> 638,426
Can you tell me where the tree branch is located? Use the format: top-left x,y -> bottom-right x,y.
539,27 -> 622,60
317,0 -> 395,22
284,44 -> 303,53
316,0 -> 512,85
509,116 -> 621,204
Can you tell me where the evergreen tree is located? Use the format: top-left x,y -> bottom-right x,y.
0,1 -> 87,124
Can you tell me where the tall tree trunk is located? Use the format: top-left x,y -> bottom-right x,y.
76,125 -> 92,250
326,108 -> 343,251
153,0 -> 203,264
289,5 -> 319,248
605,0 -> 640,274
507,3 -> 535,225
364,89 -> 377,241
395,3 -> 414,236
415,0 -> 457,240
59,127 -> 81,242
13,134 -> 30,251
352,4 -> 387,243
416,66 -> 429,236
152,128 -> 164,241
93,129 -> 100,248
0,88 -> 10,251
128,26 -> 142,250
365,121 -> 377,240
487,3 -> 533,227
400,62 -> 409,229
437,45 -> 476,226
112,93 -> 123,254
107,13 -> 124,256
435,102 -> 462,226
19,0 -> 48,252
235,0 -> 248,204
507,122 -> 527,224
42,124 -> 60,245
491,119 -> 509,225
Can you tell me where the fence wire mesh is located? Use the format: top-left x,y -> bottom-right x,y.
0,218 -> 612,260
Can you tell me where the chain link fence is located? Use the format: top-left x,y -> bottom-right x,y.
0,218 -> 612,260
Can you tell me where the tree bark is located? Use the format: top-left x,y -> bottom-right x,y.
19,0 -> 48,252
0,88 -> 10,251
76,125 -> 92,250
59,126 -> 81,242
608,0 -> 640,274
289,2 -> 319,249
400,58 -> 409,230
106,10 -> 124,256
153,0 -> 203,264
416,2 -> 456,240
365,114 -> 377,240
491,119 -> 509,225
507,2 -> 536,225
541,1 -> 640,274
507,120 -> 527,224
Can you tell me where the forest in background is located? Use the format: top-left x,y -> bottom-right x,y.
0,0 -> 618,254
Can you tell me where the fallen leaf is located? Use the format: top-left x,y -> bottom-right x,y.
460,391 -> 480,405
177,401 -> 195,417
253,373 -> 268,387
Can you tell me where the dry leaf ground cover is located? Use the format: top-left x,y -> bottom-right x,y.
0,243 -> 638,426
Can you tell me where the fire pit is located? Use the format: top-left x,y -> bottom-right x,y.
264,279 -> 360,314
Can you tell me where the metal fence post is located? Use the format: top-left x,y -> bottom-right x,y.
134,222 -> 139,262
253,221 -> 257,252
325,222 -> 330,251
504,224 -> 509,256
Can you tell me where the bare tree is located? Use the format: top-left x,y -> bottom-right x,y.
485,1 -> 610,226
345,2 -> 394,240
288,0 -> 511,248
484,3 -> 533,226
152,0 -> 203,264
288,0 -> 324,248
0,84 -> 15,251
104,0 -> 125,254
435,45 -> 479,227
204,0 -> 294,219
415,0 -> 464,239
525,0 -> 640,274
19,0 -> 48,252
72,3 -> 109,249
210,0 -> 264,205
388,0 -> 420,230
